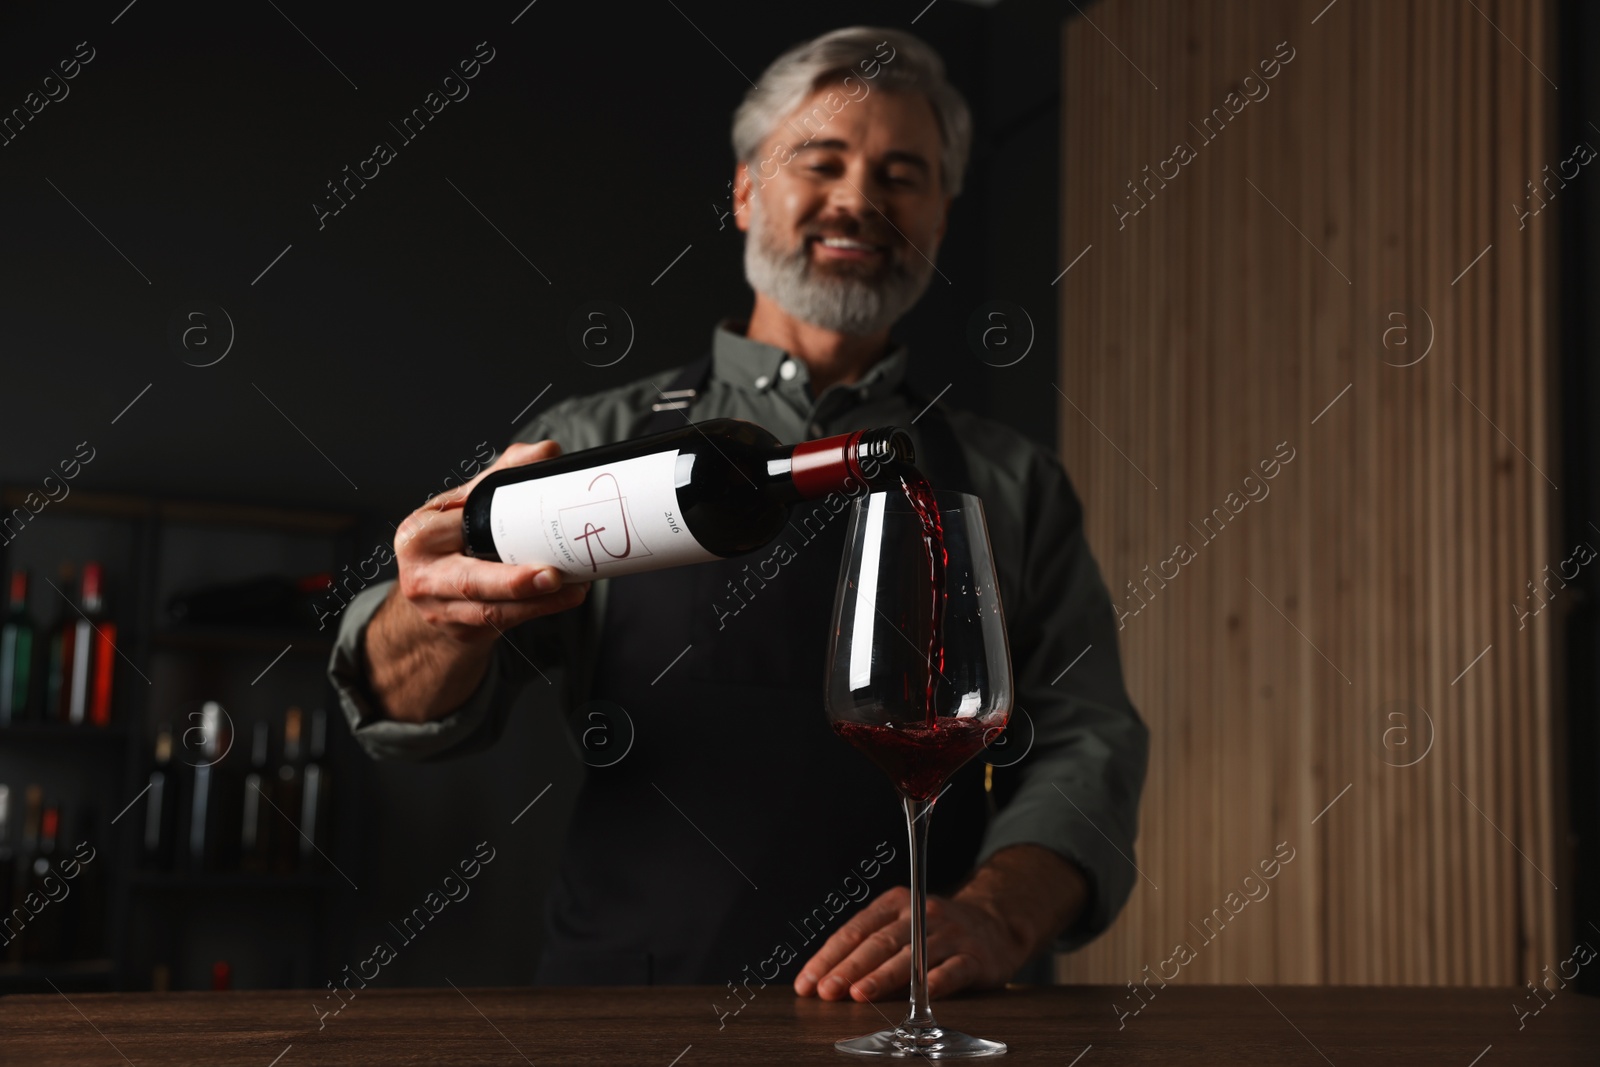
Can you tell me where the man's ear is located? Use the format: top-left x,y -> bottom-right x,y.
732,162 -> 755,233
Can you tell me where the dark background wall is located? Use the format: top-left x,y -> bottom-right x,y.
1,0 -> 1064,986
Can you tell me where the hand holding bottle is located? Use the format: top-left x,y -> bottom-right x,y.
393,439 -> 592,644
367,440 -> 589,724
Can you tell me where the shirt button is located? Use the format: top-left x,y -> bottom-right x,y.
779,359 -> 798,381
753,375 -> 770,390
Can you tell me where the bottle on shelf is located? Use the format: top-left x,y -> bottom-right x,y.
0,569 -> 36,724
299,708 -> 329,869
240,720 -> 272,873
186,701 -> 240,872
462,418 -> 917,579
19,803 -> 64,962
4,787 -> 41,964
0,784 -> 15,930
166,573 -> 334,629
273,707 -> 304,875
211,959 -> 232,991
142,729 -> 181,871
48,562 -> 117,727
72,562 -> 117,727
44,562 -> 77,723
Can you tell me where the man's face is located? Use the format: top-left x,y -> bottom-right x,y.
736,84 -> 951,336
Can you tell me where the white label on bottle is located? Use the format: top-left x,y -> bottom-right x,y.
488,449 -> 719,579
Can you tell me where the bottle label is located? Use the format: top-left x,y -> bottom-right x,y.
488,449 -> 718,578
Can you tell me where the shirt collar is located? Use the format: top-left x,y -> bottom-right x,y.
709,318 -> 911,407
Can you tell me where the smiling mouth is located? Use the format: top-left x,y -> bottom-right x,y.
808,234 -> 889,258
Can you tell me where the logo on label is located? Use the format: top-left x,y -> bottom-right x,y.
560,472 -> 653,572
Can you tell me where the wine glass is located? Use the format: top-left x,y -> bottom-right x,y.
825,487 -> 1013,1059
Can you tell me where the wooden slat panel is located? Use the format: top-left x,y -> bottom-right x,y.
1054,0 -> 1560,986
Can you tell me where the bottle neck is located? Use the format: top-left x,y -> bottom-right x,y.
283,708 -> 303,764
770,427 -> 916,504
81,563 -> 104,614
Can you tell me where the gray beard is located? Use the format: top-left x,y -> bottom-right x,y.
742,193 -> 936,336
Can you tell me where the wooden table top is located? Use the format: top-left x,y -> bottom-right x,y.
1,983 -> 1595,1065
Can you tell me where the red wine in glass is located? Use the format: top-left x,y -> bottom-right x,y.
832,718 -> 992,801
900,473 -> 948,728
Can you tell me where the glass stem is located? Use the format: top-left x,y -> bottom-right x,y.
902,793 -> 936,1029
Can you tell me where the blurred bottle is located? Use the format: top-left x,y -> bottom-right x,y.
274,707 -> 304,875
0,569 -> 36,724
79,563 -> 117,727
300,709 -> 329,869
20,803 -> 64,961
5,786 -> 42,963
142,729 -> 180,871
0,785 -> 14,930
166,573 -> 334,628
45,562 -> 76,722
52,563 -> 116,727
240,721 -> 272,873
186,702 -> 240,871
210,959 -> 232,991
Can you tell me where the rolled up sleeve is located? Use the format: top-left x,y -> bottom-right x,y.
326,553 -> 566,763
977,454 -> 1150,953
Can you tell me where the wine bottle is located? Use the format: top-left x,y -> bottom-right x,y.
54,563 -> 116,726
45,562 -> 77,723
462,419 -> 916,578
4,787 -> 43,963
68,562 -> 116,727
0,570 -> 36,724
299,708 -> 328,868
240,720 -> 272,872
273,707 -> 304,875
142,729 -> 180,871
0,785 -> 15,928
20,803 -> 63,961
166,573 -> 332,628
187,701 -> 239,871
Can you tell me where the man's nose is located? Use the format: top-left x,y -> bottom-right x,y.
824,164 -> 876,217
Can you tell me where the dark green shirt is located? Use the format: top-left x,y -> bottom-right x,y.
328,320 -> 1149,953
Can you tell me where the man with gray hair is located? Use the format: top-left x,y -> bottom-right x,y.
329,26 -> 1148,1001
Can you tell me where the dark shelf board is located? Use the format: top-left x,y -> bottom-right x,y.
0,722 -> 130,744
0,488 -> 151,521
150,627 -> 335,656
0,957 -> 117,982
127,871 -> 335,892
157,499 -> 357,536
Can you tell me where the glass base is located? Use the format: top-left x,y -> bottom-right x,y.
835,1022 -> 1007,1058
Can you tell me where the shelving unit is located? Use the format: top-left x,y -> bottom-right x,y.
0,487 -> 365,993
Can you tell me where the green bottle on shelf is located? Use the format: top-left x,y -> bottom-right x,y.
0,569 -> 35,724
